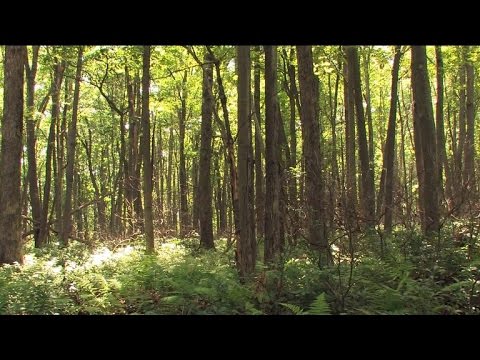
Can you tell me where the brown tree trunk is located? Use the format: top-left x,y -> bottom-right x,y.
253,47 -> 265,239
178,71 -> 189,237
61,46 -> 83,246
198,53 -> 215,249
297,45 -> 331,267
463,50 -> 476,195
346,46 -> 375,227
39,60 -> 65,246
264,46 -> 282,263
25,46 -> 43,247
236,46 -> 256,278
344,48 -> 358,231
435,46 -> 448,206
142,46 -> 155,254
0,46 -> 26,265
411,46 -> 440,235
381,46 -> 402,234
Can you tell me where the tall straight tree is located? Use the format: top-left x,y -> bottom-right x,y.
236,46 -> 256,278
253,47 -> 265,239
198,52 -> 215,249
264,45 -> 282,263
379,46 -> 402,234
344,48 -> 357,232
61,46 -> 83,246
142,45 -> 155,254
411,46 -> 440,235
435,46 -> 449,203
463,50 -> 476,194
297,45 -> 331,267
346,46 -> 375,227
0,46 -> 26,265
25,46 -> 43,248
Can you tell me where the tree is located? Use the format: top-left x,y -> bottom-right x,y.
297,45 -> 331,267
142,46 -> 155,254
61,46 -> 83,246
236,45 -> 256,277
264,45 -> 282,263
25,46 -> 43,248
198,52 -> 215,249
346,46 -> 375,227
380,46 -> 402,234
411,46 -> 439,235
0,46 -> 27,265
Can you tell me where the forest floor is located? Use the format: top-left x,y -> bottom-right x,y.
1,225 -> 479,315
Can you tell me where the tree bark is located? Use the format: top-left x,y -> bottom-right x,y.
297,46 -> 331,267
253,47 -> 265,239
61,46 -> 83,246
346,46 -> 375,227
264,46 -> 282,263
142,46 -> 155,254
25,46 -> 43,248
411,46 -> 440,235
236,46 -> 256,278
0,46 -> 26,265
198,53 -> 215,249
381,46 -> 402,234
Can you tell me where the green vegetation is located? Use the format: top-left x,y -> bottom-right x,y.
1,220 -> 478,315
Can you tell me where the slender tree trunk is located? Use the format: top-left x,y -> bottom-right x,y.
198,53 -> 215,249
344,48 -> 358,231
0,46 -> 26,265
435,46 -> 448,206
39,60 -> 65,245
455,50 -> 466,204
253,48 -> 265,239
236,46 -> 256,277
264,46 -> 282,263
346,46 -> 375,227
411,46 -> 440,235
25,46 -> 43,247
297,45 -> 331,267
381,46 -> 402,234
178,72 -> 189,237
463,50 -> 476,195
141,46 -> 155,254
61,46 -> 83,246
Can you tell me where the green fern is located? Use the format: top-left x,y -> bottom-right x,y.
306,293 -> 331,315
279,302 -> 306,315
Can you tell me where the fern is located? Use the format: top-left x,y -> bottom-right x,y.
279,302 -> 306,315
306,293 -> 331,315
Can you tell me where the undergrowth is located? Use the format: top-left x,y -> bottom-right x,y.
0,222 -> 478,315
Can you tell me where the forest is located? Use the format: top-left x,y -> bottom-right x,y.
0,45 -> 478,315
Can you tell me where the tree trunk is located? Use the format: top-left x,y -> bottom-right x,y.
142,46 -> 155,254
25,46 -> 43,248
253,47 -> 265,239
39,60 -> 65,245
165,126 -> 173,230
61,46 -> 83,246
381,46 -> 402,234
435,46 -> 448,206
264,46 -> 282,263
0,46 -> 26,265
198,53 -> 215,249
236,46 -> 256,278
297,45 -> 331,267
346,46 -> 375,227
344,48 -> 358,232
178,72 -> 189,237
411,46 -> 440,235
463,50 -> 476,195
